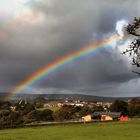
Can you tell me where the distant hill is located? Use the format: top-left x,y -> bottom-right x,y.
0,92 -> 9,100
0,92 -> 137,102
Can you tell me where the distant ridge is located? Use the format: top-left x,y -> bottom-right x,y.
0,92 -> 138,102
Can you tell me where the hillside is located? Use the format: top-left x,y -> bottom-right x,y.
0,92 -> 137,102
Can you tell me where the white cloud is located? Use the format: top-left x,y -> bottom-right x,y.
116,20 -> 128,38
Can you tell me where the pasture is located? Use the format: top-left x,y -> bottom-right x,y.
0,120 -> 140,140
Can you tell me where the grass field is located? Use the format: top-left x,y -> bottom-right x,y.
0,120 -> 140,140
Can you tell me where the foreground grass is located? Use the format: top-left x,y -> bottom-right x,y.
0,120 -> 140,140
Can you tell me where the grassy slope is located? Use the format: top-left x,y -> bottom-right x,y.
0,120 -> 140,140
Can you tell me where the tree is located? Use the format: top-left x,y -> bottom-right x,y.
23,110 -> 41,123
15,101 -> 35,113
53,105 -> 73,121
0,100 -> 11,110
123,17 -> 140,75
110,100 -> 128,115
40,109 -> 53,121
128,98 -> 140,117
53,105 -> 81,121
0,110 -> 23,127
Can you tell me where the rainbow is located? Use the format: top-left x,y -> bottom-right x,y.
4,34 -> 124,101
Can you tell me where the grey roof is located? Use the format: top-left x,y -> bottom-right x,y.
92,112 -> 121,118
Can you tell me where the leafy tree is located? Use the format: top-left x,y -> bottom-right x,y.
0,101 -> 11,110
35,102 -> 44,108
123,17 -> 140,75
53,105 -> 78,121
16,101 -> 35,113
79,106 -> 93,117
7,111 -> 23,125
128,98 -> 140,117
110,100 -> 128,115
0,110 -> 23,127
92,105 -> 104,112
40,109 -> 53,121
53,106 -> 71,121
23,110 -> 41,123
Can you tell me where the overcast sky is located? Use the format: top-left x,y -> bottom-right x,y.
0,0 -> 140,97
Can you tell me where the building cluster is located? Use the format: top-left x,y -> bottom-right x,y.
9,98 -> 130,123
82,112 -> 129,122
43,99 -> 129,122
43,99 -> 112,109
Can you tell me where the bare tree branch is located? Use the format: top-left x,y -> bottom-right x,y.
132,70 -> 140,76
123,17 -> 140,75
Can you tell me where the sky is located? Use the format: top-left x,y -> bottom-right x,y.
0,0 -> 140,97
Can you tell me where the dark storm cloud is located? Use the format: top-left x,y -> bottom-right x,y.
40,50 -> 135,88
0,0 -> 140,96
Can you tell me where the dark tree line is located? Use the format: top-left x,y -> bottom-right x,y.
0,101 -> 53,128
110,98 -> 140,117
0,100 -> 105,127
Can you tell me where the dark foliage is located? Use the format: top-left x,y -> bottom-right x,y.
110,100 -> 128,115
128,98 -> 140,117
123,17 -> 140,74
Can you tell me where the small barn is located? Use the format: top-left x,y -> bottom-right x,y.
82,115 -> 92,122
101,115 -> 113,121
119,116 -> 129,121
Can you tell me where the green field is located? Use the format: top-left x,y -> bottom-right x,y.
0,120 -> 140,140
